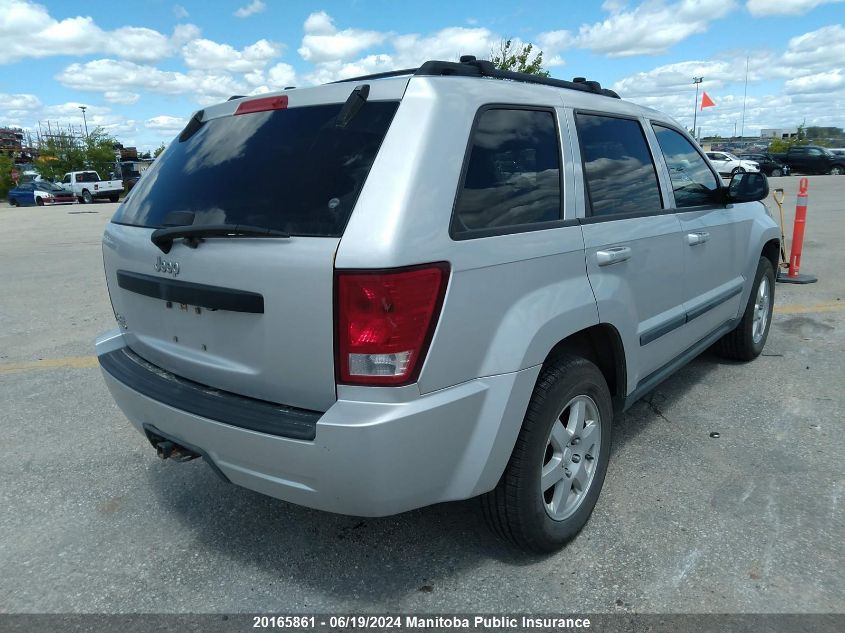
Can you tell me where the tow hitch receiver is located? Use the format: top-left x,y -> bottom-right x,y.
142,423 -> 231,483
155,439 -> 200,462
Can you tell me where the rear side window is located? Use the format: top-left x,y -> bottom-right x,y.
112,101 -> 399,237
452,108 -> 561,235
652,125 -> 720,208
575,113 -> 662,217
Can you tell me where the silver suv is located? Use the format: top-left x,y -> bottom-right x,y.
96,58 -> 779,552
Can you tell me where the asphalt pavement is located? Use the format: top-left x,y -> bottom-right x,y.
0,177 -> 842,614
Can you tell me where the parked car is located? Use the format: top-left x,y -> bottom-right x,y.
770,145 -> 845,175
7,180 -> 77,206
61,170 -> 123,203
124,174 -> 141,192
739,152 -> 790,177
705,151 -> 760,176
95,57 -> 779,552
828,148 -> 845,158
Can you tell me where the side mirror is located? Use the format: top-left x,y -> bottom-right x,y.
726,171 -> 769,203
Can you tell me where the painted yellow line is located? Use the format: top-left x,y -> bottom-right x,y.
0,355 -> 99,375
1,301 -> 843,376
774,301 -> 844,315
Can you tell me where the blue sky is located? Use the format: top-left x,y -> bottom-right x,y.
2,0 -> 843,150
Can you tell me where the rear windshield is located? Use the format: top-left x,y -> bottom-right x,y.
112,100 -> 399,237
77,172 -> 100,182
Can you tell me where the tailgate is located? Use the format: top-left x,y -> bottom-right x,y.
103,224 -> 338,411
101,81 -> 405,412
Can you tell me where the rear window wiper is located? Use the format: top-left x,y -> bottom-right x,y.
151,224 -> 290,254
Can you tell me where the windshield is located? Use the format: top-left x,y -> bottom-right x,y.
35,181 -> 64,191
112,100 -> 399,237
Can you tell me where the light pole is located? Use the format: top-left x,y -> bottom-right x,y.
79,105 -> 89,137
692,77 -> 703,141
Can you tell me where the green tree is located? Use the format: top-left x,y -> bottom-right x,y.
0,154 -> 14,198
33,128 -> 118,181
153,143 -> 167,158
490,39 -> 550,76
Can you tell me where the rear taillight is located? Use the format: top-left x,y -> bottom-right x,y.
335,263 -> 449,386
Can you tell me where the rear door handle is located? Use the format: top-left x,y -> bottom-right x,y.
596,246 -> 632,266
687,231 -> 710,245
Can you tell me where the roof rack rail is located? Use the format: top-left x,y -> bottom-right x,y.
329,56 -> 620,99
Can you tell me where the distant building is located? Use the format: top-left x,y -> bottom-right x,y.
760,128 -> 798,139
1,127 -> 24,154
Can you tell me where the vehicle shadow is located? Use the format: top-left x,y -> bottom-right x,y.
143,348 -> 737,601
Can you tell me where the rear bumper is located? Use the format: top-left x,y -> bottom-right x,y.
91,189 -> 121,199
96,329 -> 538,516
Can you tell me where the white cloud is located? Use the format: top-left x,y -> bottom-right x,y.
298,11 -> 388,62
173,4 -> 189,18
303,10 -> 335,35
0,92 -> 42,111
0,0 -> 195,64
392,27 -> 498,66
104,91 -> 141,105
747,0 -> 844,16
182,38 -> 282,72
781,24 -> 845,72
540,0 -> 737,58
785,69 -> 845,93
234,0 -> 265,18
304,54 -> 395,85
145,115 -> 186,134
267,63 -> 297,87
56,59 -> 244,105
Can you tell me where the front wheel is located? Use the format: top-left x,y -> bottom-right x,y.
481,354 -> 612,552
36,197 -> 44,206
715,257 -> 775,361
830,165 -> 844,176
732,166 -> 745,175
770,168 -> 782,177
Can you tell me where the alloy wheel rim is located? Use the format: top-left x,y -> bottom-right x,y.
752,276 -> 770,344
541,394 -> 601,521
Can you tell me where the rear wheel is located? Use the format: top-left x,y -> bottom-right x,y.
109,194 -> 119,202
830,165 -> 844,176
770,168 -> 782,177
715,257 -> 775,361
36,197 -> 44,206
9,198 -> 16,206
481,354 -> 612,552
81,189 -> 93,204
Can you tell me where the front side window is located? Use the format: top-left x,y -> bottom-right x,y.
652,125 -> 721,208
575,113 -> 662,217
453,108 -> 561,234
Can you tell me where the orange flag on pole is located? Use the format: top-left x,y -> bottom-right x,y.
700,92 -> 715,109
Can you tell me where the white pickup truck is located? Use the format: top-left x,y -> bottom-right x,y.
61,171 -> 123,203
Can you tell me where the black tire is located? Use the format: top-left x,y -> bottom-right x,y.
732,166 -> 745,175
36,197 -> 44,206
770,168 -> 782,177
109,194 -> 119,202
9,198 -> 17,207
81,189 -> 93,204
715,257 -> 775,361
481,354 -> 613,552
830,165 -> 844,176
